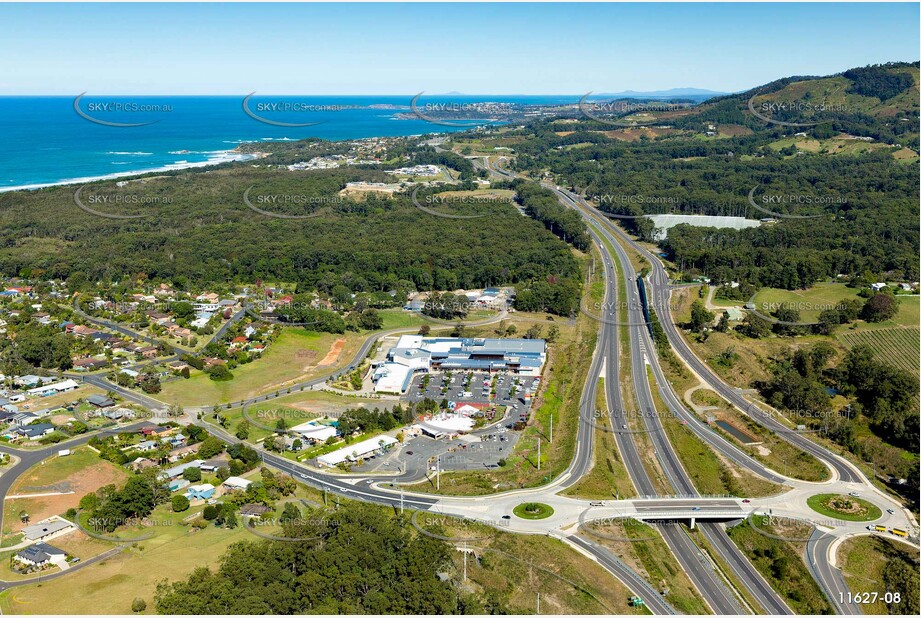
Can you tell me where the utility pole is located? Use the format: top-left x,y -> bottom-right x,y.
436,455 -> 440,491
537,592 -> 540,615
537,438 -> 541,471
463,540 -> 468,581
549,414 -> 553,444
400,488 -> 404,514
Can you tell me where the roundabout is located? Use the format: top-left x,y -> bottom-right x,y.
807,493 -> 883,522
513,502 -> 554,520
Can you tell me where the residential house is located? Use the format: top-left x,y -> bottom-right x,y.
14,542 -> 66,567
21,518 -> 74,542
185,483 -> 215,501
137,346 -> 159,359
72,358 -> 108,371
167,442 -> 202,462
10,412 -> 38,426
167,478 -> 191,492
15,423 -> 55,440
220,476 -> 252,492
86,394 -> 115,408
160,459 -> 203,480
71,325 -> 100,339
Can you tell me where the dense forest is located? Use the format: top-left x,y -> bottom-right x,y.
154,503 -> 491,614
507,63 -> 919,290
0,160 -> 581,315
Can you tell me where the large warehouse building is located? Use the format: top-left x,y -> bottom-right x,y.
372,335 -> 546,394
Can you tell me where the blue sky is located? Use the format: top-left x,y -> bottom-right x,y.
0,2 -> 917,94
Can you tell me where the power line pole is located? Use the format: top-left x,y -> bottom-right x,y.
400,488 -> 404,514
463,540 -> 468,581
537,438 -> 541,471
549,414 -> 553,444
436,455 -> 440,490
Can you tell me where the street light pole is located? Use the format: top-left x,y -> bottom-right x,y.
537,438 -> 541,471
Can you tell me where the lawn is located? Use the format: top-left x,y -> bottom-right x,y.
751,283 -> 862,322
460,531 -> 645,615
512,502 -> 554,520
206,389 -> 384,445
806,494 -> 882,522
562,379 -> 637,500
158,327 -> 367,407
2,447 -> 129,542
647,368 -> 783,498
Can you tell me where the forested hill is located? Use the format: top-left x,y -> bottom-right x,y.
508,61 -> 919,290
680,62 -> 920,148
0,163 -> 581,312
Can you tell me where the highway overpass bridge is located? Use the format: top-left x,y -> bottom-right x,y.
581,498 -> 748,529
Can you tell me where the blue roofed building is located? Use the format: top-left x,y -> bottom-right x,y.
373,335 -> 546,393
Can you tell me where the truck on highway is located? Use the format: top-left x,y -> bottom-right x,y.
891,528 -> 909,537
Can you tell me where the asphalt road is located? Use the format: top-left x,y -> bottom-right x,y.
806,530 -> 863,615
551,183 -> 791,615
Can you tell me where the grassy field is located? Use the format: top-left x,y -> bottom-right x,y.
838,326 -> 920,375
562,379 -> 638,500
807,494 -> 882,522
727,516 -> 833,614
158,327 -> 366,407
647,368 -> 782,498
668,286 -> 831,482
2,447 -> 129,543
0,480 -> 641,615
585,519 -> 709,614
839,535 -> 920,614
208,389 -> 385,445
751,283 -> 862,322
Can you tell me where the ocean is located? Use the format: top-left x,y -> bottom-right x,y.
0,95 -> 577,191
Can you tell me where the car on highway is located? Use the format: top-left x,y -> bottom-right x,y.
691,507 -> 701,511
405,451 -> 413,455
742,499 -> 751,503
501,515 -> 511,519
887,508 -> 895,514
848,492 -> 859,497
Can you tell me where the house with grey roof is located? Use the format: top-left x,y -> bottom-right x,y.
15,542 -> 66,567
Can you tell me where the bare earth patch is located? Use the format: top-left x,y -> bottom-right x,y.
8,464 -> 127,531
318,338 -> 346,366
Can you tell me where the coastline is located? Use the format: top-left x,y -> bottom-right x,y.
0,149 -> 261,194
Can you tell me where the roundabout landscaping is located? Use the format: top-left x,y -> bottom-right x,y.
807,493 -> 882,522
513,502 -> 554,520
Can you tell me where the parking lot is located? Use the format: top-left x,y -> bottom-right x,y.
404,370 -> 540,411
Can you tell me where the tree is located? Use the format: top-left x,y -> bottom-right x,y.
860,293 -> 899,322
280,502 -> 301,523
418,324 -> 431,336
131,598 -> 147,613
182,467 -> 202,482
206,364 -> 234,381
714,311 -> 730,333
738,313 -> 771,338
546,324 -> 560,343
172,494 -> 190,513
688,300 -> 714,333
198,436 -> 225,459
